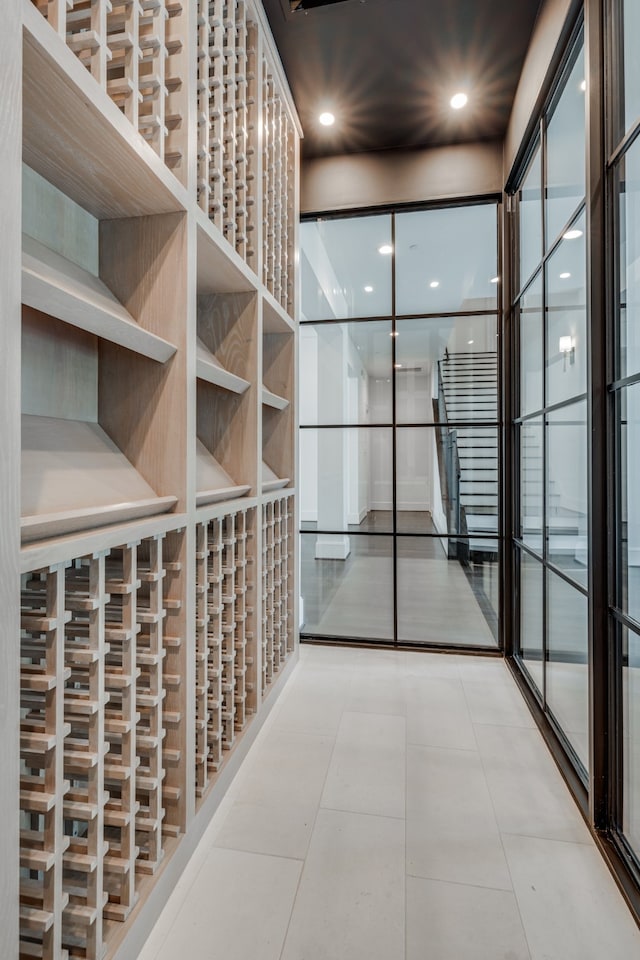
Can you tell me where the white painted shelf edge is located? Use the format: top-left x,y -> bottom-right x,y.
22,235 -> 177,363
261,385 -> 289,410
262,460 -> 290,491
196,338 -> 251,394
21,414 -> 177,544
196,439 -> 251,505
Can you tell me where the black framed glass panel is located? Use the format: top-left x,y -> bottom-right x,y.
618,384 -> 640,624
518,549 -> 544,695
621,0 -> 640,138
546,212 -> 587,408
622,624 -> 640,857
519,272 -> 544,416
299,214 -> 393,321
300,533 -> 394,641
395,315 -> 498,424
616,137 -> 640,382
397,536 -> 498,647
546,569 -> 589,773
546,401 -> 588,587
545,43 -> 586,249
299,428 -> 394,535
518,145 -> 543,293
299,321 -> 393,426
395,205 -> 498,316
520,418 -> 543,554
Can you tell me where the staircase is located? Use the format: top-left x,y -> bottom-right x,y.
439,352 -> 498,553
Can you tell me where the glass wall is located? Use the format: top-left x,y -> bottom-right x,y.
513,33 -> 589,776
299,203 -> 501,647
612,0 -> 640,869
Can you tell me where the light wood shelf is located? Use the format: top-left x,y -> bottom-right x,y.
261,386 -> 289,410
196,340 -> 251,394
262,461 -> 290,492
196,440 -> 251,507
22,236 -> 177,364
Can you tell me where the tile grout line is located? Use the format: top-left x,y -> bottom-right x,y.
461,669 -> 535,960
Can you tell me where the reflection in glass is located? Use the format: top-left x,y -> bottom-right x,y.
618,385 -> 640,624
300,214 -> 392,321
300,533 -> 393,640
395,204 -> 498,316
623,625 -> 640,857
546,402 -> 588,586
520,419 -> 543,554
397,537 -> 498,646
519,273 -> 543,416
546,570 -> 589,772
519,550 -> 544,694
395,315 -> 498,424
622,0 -> 640,137
545,43 -> 586,248
395,427 -> 498,538
546,212 -> 587,407
519,145 -> 542,291
617,137 -> 640,381
299,321 -> 393,425
299,428 -> 393,535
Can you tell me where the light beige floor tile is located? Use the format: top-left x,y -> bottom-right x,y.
213,800 -> 315,861
455,654 -> 512,682
321,711 -> 405,818
406,676 -> 476,750
463,679 -> 536,728
406,876 -> 531,960
503,834 -> 640,960
345,671 -> 409,716
407,744 -> 512,890
150,847 -> 302,960
404,649 -> 462,679
272,675 -> 349,736
475,724 -> 590,843
280,809 -> 405,960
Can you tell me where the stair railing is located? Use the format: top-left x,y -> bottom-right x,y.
435,359 -> 467,560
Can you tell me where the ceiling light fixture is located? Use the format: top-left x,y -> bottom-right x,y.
580,79 -> 587,92
450,92 -> 468,110
490,276 -> 500,284
319,111 -> 335,126
364,285 -> 373,293
430,280 -> 440,288
563,228 -> 583,240
390,331 -> 399,337
468,340 -> 474,345
394,363 -> 403,369
560,272 -> 571,279
378,244 -> 393,255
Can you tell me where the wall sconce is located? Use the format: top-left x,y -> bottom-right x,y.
559,335 -> 575,371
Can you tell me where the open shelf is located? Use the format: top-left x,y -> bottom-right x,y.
196,440 -> 251,507
263,289 -> 295,334
23,0 -> 188,221
196,339 -> 251,394
196,213 -> 258,295
262,460 -> 290,492
22,235 -> 176,363
21,415 -> 177,543
262,386 -> 289,410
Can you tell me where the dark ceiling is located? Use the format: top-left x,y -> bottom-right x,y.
263,0 -> 543,158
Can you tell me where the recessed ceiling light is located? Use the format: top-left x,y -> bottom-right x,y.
490,276 -> 500,284
430,280 -> 440,288
364,285 -> 373,293
580,79 -> 587,92
560,272 -> 571,279
390,331 -> 399,337
319,111 -> 335,126
378,244 -> 393,255
394,363 -> 403,369
468,340 -> 474,345
563,228 -> 583,240
450,92 -> 468,110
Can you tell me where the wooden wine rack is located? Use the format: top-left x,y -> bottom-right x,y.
29,0 -> 188,181
19,529 -> 186,960
261,495 -> 294,696
194,508 -> 256,801
262,58 -> 295,315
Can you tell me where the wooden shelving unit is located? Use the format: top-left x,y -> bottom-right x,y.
5,1 -> 300,957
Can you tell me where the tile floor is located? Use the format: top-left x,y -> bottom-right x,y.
138,644 -> 640,960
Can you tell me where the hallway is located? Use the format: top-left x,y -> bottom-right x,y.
138,645 -> 640,960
